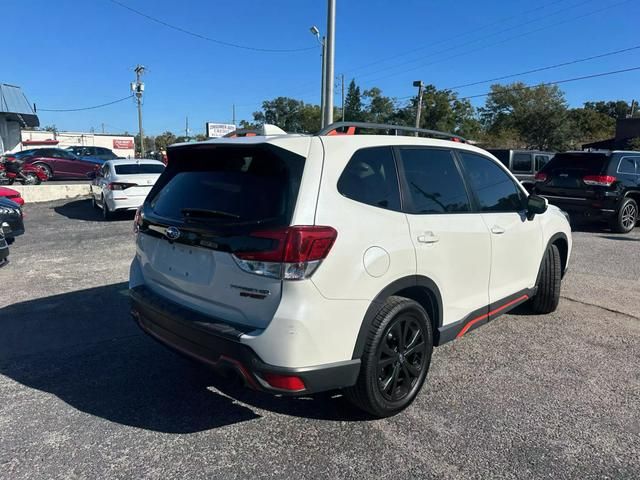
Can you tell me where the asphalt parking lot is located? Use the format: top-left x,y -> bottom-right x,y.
1,199 -> 639,479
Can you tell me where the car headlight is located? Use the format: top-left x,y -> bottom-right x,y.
0,207 -> 12,215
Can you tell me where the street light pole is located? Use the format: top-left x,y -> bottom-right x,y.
310,26 -> 327,128
323,0 -> 336,127
413,80 -> 424,136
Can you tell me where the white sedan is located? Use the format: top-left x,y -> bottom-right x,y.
90,159 -> 165,219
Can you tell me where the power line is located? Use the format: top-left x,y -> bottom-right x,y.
446,45 -> 640,90
359,0 -> 633,86
459,66 -> 640,100
108,0 -> 316,53
37,95 -> 134,112
346,0 -> 583,77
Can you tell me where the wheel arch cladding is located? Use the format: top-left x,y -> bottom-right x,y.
351,275 -> 443,359
550,234 -> 569,277
624,191 -> 640,204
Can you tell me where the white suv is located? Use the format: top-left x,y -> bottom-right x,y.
130,123 -> 571,417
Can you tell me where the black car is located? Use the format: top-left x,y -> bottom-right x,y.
0,230 -> 8,268
0,197 -> 25,244
533,150 -> 640,233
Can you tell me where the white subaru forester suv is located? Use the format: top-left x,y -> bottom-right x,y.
130,122 -> 571,417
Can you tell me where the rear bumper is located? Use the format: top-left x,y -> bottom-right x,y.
130,285 -> 360,395
540,195 -> 618,220
108,195 -> 146,212
1,218 -> 24,239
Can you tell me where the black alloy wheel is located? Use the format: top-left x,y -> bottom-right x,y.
345,296 -> 433,417
377,316 -> 427,402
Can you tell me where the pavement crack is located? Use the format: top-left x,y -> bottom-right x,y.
561,295 -> 640,321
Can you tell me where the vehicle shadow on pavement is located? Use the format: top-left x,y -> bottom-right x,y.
0,283 -> 368,433
53,199 -> 134,222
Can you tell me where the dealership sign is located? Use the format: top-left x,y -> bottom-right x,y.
113,138 -> 134,149
206,123 -> 236,138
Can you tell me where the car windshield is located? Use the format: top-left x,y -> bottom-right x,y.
114,164 -> 165,175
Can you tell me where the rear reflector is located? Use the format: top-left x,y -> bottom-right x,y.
263,373 -> 306,391
583,175 -> 616,187
534,172 -> 548,182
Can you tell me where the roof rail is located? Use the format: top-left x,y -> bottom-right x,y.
317,122 -> 467,143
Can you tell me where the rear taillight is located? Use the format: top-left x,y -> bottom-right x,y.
108,182 -> 137,190
232,226 -> 337,280
583,175 -> 616,187
133,207 -> 143,233
534,172 -> 548,182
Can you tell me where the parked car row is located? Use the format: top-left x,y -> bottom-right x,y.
0,193 -> 25,267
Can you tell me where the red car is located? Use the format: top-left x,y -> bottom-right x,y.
21,148 -> 100,180
0,186 -> 24,206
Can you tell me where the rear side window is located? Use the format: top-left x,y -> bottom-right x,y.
459,152 -> 525,212
115,164 -> 164,175
399,148 -> 470,214
512,153 -> 533,172
337,147 -> 401,211
618,157 -> 638,175
149,145 -> 304,228
535,155 -> 550,171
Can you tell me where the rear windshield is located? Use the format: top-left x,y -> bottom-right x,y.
487,150 -> 510,168
540,153 -> 609,175
148,145 -> 304,228
115,164 -> 165,175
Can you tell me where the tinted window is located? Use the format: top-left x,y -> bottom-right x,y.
535,155 -> 550,171
337,147 -> 401,211
488,150 -> 510,168
115,164 -> 165,175
618,157 -> 638,175
459,152 -> 525,212
150,145 -> 304,228
512,153 -> 533,172
399,148 -> 470,214
540,153 -> 608,175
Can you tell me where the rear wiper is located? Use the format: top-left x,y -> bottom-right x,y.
181,208 -> 240,219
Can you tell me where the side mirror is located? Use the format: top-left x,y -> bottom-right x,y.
86,171 -> 97,179
527,194 -> 548,220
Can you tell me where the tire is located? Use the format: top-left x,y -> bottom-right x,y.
102,196 -> 112,220
34,163 -> 52,180
611,198 -> 637,234
530,244 -> 561,314
345,296 -> 433,418
92,193 -> 98,209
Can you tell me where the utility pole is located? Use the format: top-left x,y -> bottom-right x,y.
131,65 -> 146,157
101,123 -> 105,134
323,0 -> 336,127
232,104 -> 236,126
340,74 -> 345,122
413,80 -> 425,136
630,99 -> 637,117
185,116 -> 190,139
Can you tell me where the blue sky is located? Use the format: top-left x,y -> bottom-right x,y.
4,0 -> 639,135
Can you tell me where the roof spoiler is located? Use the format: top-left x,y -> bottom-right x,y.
223,124 -> 287,138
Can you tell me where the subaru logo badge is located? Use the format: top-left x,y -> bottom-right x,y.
165,226 -> 181,240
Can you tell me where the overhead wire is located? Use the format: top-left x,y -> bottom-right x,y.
37,95 -> 135,112
108,0 -> 316,53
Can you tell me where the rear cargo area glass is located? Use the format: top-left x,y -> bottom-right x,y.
149,145 -> 305,228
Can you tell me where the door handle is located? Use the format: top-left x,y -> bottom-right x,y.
491,225 -> 506,235
417,232 -> 439,244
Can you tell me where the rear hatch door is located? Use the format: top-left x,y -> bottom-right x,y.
136,142 -> 307,330
535,152 -> 609,200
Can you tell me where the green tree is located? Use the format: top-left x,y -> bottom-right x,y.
584,100 -> 633,120
480,82 -> 569,150
362,87 -> 396,124
154,131 -> 178,151
628,137 -> 640,150
252,97 -> 320,133
134,134 -> 155,157
566,108 -> 615,148
344,79 -> 364,121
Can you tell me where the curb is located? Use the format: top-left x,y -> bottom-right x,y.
9,184 -> 91,203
